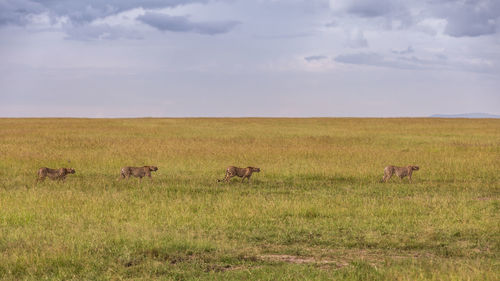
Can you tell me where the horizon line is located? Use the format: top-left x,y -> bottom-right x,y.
1,115 -> 499,119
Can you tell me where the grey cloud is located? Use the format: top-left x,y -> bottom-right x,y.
304,55 -> 327,62
435,53 -> 447,60
334,51 -> 495,73
0,0 -> 208,25
337,0 -> 499,37
137,12 -> 239,35
446,21 -> 496,37
438,0 -> 500,37
334,52 -> 442,70
346,0 -> 395,18
392,46 -> 414,55
0,0 -> 44,25
335,53 -> 404,69
340,0 -> 413,29
347,30 -> 368,48
325,20 -> 337,27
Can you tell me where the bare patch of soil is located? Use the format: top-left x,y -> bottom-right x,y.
259,249 -> 437,270
259,254 -> 349,268
476,197 -> 494,201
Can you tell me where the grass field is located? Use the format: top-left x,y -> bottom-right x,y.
0,118 -> 498,280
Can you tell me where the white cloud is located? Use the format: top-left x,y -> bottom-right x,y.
415,18 -> 447,36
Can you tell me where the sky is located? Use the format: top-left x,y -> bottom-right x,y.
0,0 -> 499,117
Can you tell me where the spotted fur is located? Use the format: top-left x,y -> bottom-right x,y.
37,167 -> 75,182
217,166 -> 261,183
120,166 -> 158,179
381,165 -> 420,183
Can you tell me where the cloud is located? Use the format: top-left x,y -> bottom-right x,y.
64,24 -> 143,40
334,52 -> 446,70
330,0 -> 499,37
334,52 -> 408,69
0,0 -> 234,39
304,55 -> 327,62
392,46 -> 414,55
334,51 -> 496,73
0,0 -> 44,25
346,29 -> 368,48
331,0 -> 412,27
0,0 -> 208,25
415,18 -> 447,36
137,12 -> 239,35
345,0 -> 395,18
325,20 -> 337,27
438,0 -> 500,37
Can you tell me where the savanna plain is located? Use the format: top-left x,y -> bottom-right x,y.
0,118 -> 498,280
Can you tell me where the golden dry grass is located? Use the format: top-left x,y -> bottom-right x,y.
0,118 -> 498,280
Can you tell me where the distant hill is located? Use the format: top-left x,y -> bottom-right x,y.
430,113 -> 500,119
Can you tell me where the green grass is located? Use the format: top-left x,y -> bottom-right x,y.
0,118 -> 498,280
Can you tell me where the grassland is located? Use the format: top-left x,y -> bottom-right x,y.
0,118 -> 498,280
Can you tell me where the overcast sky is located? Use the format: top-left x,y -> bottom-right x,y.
1,0 -> 499,117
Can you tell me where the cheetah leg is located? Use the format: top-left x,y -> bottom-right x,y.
224,172 -> 233,182
383,173 -> 392,183
241,176 -> 248,183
